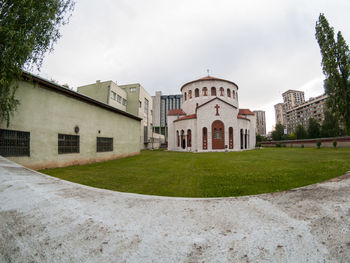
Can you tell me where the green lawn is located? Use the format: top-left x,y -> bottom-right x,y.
39,148 -> 350,197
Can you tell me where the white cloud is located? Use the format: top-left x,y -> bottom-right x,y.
34,0 -> 350,132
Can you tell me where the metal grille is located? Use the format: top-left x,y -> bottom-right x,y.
0,129 -> 30,157
97,137 -> 113,152
58,134 -> 80,154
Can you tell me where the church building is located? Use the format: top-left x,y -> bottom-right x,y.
168,76 -> 256,152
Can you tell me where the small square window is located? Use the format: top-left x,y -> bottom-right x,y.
97,137 -> 113,152
117,95 -> 122,103
111,91 -> 116,100
58,134 -> 79,154
130,87 -> 136,92
122,99 -> 127,106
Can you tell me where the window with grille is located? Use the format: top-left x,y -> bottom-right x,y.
0,129 -> 30,157
97,137 -> 113,152
58,134 -> 79,154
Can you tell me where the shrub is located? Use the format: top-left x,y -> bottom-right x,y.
316,141 -> 322,149
301,144 -> 304,148
276,143 -> 281,148
256,142 -> 262,147
333,140 -> 337,148
282,144 -> 287,148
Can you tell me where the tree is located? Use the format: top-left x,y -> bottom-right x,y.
315,14 -> 350,135
321,109 -> 341,137
272,123 -> 284,141
307,118 -> 321,138
0,0 -> 74,126
295,124 -> 307,139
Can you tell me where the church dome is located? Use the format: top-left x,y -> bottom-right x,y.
181,75 -> 239,115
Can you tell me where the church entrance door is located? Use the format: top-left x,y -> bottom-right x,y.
212,120 -> 225,149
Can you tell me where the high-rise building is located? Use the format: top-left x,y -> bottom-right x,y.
274,103 -> 285,125
282,90 -> 305,110
152,91 -> 182,138
285,94 -> 328,132
254,110 -> 266,136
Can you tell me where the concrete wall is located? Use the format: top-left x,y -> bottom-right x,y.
1,80 -> 141,169
120,83 -> 154,149
77,81 -> 127,112
260,137 -> 350,148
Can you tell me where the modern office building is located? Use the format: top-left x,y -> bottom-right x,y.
152,91 -> 182,139
254,110 -> 266,136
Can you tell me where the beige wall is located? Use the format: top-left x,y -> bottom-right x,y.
78,81 -> 127,112
1,80 -> 141,169
120,83 -> 154,149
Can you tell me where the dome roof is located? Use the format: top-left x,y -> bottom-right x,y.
180,76 -> 239,91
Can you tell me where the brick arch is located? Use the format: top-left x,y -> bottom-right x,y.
212,120 -> 225,149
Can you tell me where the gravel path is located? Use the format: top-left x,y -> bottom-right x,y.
1,156 -> 350,263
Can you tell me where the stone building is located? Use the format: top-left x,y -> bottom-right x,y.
285,94 -> 328,132
78,81 -> 154,149
254,110 -> 266,136
152,91 -> 182,139
0,72 -> 141,169
168,76 -> 256,152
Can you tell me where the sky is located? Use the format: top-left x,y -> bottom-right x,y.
34,0 -> 350,133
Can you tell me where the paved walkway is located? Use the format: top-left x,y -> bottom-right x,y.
1,157 -> 350,263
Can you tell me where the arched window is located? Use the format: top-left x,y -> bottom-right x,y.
202,127 -> 207,150
229,127 -> 233,149
202,87 -> 208,96
188,90 -> 192,99
195,88 -> 199,97
244,129 -> 247,149
181,130 -> 186,149
232,90 -> 235,99
220,87 -> 224,96
211,87 -> 216,96
227,89 -> 231,97
184,92 -> 187,101
177,130 -> 179,147
187,129 -> 192,147
240,129 -> 243,149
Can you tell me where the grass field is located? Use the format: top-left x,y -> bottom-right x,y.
39,148 -> 350,197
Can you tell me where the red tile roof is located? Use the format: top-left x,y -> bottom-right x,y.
237,115 -> 250,120
174,114 -> 197,122
239,109 -> 255,116
181,75 -> 239,91
168,109 -> 186,116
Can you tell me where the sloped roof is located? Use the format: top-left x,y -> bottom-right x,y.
22,72 -> 142,121
238,109 -> 255,116
174,114 -> 197,122
168,109 -> 186,116
196,97 -> 237,112
181,75 -> 239,91
237,115 -> 250,121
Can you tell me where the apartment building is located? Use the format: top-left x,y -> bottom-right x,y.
285,94 -> 328,132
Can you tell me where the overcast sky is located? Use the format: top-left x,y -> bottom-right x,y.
34,0 -> 350,132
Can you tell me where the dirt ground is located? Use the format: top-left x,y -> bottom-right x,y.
1,156 -> 350,263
